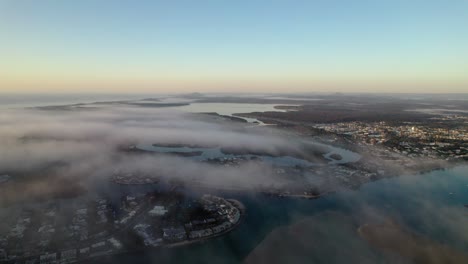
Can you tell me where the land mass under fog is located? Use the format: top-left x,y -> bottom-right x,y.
1,93 -> 467,263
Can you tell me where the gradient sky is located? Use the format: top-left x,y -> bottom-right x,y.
1,0 -> 467,93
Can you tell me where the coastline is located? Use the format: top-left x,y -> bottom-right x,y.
73,199 -> 247,264
164,198 -> 246,249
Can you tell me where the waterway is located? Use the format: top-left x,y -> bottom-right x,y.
171,103 -> 294,124
100,165 -> 468,263
136,144 -> 318,167
4,96 -> 466,263
136,140 -> 361,166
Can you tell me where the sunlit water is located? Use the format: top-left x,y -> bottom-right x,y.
1,95 -> 294,124
171,103 -> 294,124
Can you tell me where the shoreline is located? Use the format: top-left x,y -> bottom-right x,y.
109,161 -> 465,200
74,199 -> 247,264
164,198 -> 246,249
5,198 -> 246,264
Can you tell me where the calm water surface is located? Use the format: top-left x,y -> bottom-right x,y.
173,103 -> 294,124
101,166 -> 468,263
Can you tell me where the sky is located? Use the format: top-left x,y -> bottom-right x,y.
1,0 -> 467,94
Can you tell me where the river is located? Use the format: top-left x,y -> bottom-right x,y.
3,95 -> 466,263
136,140 -> 361,166
171,103 -> 295,124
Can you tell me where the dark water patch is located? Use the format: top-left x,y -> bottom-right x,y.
98,166 -> 468,263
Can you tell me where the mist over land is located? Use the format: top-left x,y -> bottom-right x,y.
0,93 -> 467,264
0,104 -> 298,201
2,0 -> 468,262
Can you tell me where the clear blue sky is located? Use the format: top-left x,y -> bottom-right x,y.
1,0 -> 467,93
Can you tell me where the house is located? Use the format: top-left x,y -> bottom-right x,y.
39,252 -> 57,264
163,227 -> 187,242
60,249 -> 77,263
148,205 -> 168,217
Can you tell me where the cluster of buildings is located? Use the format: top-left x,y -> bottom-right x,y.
315,121 -> 468,143
118,195 -> 142,226
162,227 -> 187,242
134,224 -> 163,246
204,156 -> 255,167
0,198 -> 122,264
321,164 -> 382,189
182,195 -> 241,240
111,170 -> 160,185
19,236 -> 124,264
127,200 -> 167,247
70,208 -> 88,241
262,164 -> 381,197
7,214 -> 31,240
0,191 -> 244,263
132,195 -> 243,244
37,211 -> 56,249
314,120 -> 468,160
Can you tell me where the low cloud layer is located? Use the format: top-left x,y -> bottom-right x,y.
0,104 -> 322,205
